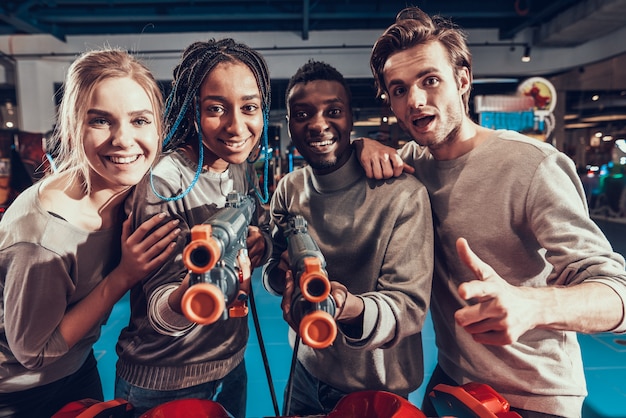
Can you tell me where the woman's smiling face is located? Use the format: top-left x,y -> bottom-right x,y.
197,61 -> 264,172
82,76 -> 159,193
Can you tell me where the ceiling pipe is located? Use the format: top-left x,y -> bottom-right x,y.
301,0 -> 309,41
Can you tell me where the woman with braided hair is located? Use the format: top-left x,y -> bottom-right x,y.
114,38 -> 273,418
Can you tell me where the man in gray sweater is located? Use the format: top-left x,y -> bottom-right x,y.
262,60 -> 434,416
357,6 -> 626,418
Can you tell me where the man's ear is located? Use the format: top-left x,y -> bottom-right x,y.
285,114 -> 292,138
458,67 -> 471,95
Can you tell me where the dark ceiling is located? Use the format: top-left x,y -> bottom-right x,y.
2,0 -> 626,142
0,0 -> 621,46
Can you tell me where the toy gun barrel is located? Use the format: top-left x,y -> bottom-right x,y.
183,192 -> 255,274
285,216 -> 336,348
182,277 -> 225,325
287,215 -> 331,303
181,192 -> 254,324
291,292 -> 337,349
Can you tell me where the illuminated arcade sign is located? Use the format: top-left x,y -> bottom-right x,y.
518,77 -> 557,115
474,77 -> 557,141
479,110 -> 537,132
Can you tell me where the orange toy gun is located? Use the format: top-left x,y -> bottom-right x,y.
285,215 -> 337,349
287,215 -> 331,303
181,191 -> 254,325
264,215 -> 337,348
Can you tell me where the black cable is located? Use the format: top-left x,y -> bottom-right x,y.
283,334 -> 301,416
248,286 -> 280,416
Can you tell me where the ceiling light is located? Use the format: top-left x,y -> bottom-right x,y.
521,45 -> 531,62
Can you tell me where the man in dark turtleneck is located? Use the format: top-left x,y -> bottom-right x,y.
262,59 -> 434,416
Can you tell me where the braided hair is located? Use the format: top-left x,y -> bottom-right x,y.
162,38 -> 271,153
154,38 -> 271,202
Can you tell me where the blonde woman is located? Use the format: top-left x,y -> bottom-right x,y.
0,48 -> 180,417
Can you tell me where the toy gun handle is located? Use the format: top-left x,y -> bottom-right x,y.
287,215 -> 331,303
181,192 -> 254,324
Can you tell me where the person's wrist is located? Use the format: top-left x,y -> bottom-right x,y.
338,294 -> 364,322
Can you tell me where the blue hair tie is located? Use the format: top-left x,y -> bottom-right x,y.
150,100 -> 203,202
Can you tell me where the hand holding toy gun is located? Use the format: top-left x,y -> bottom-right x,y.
284,215 -> 337,349
181,192 -> 254,325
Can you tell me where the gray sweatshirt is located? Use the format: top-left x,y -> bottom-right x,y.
116,150 -> 270,390
0,184 -> 120,392
400,130 -> 626,417
263,150 -> 434,395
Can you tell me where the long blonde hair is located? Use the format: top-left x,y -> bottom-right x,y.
51,48 -> 163,194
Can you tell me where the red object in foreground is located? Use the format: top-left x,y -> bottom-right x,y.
429,382 -> 523,417
54,383 -> 524,417
51,398 -> 132,418
326,390 -> 426,418
277,391 -> 425,417
139,398 -> 231,418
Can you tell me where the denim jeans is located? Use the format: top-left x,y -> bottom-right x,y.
283,360 -> 347,416
115,358 -> 246,418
